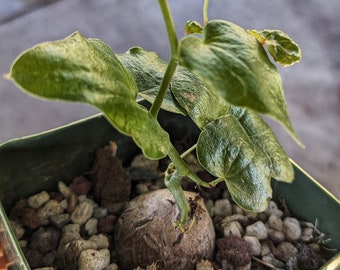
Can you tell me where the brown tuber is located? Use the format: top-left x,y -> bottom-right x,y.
114,189 -> 215,270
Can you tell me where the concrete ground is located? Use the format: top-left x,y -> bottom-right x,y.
0,0 -> 339,198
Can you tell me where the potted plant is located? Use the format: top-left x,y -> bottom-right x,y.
1,0 -> 339,269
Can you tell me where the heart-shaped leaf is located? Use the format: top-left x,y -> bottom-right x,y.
197,115 -> 272,211
170,69 -> 293,183
247,29 -> 302,67
179,20 -> 302,146
8,32 -> 169,159
226,106 -> 294,182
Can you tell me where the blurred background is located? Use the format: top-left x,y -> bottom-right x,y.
0,0 -> 339,198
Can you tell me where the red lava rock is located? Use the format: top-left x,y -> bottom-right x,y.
297,244 -> 322,270
70,176 -> 93,195
98,215 -> 117,234
21,207 -> 42,230
91,141 -> 131,208
216,235 -> 253,267
67,193 -> 78,214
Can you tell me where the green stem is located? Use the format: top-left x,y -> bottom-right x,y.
149,57 -> 177,117
167,144 -> 210,188
167,144 -> 191,176
180,144 -> 197,159
164,165 -> 190,231
203,0 -> 209,24
150,0 -> 179,118
209,177 -> 225,187
165,144 -> 211,231
158,0 -> 178,56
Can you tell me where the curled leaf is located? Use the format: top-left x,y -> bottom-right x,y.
184,20 -> 203,34
247,29 -> 302,67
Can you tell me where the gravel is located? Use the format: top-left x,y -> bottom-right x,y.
7,146 -> 334,269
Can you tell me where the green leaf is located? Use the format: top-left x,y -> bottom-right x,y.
117,47 -> 186,115
170,73 -> 229,129
226,106 -> 294,182
184,20 -> 203,34
247,29 -> 302,67
9,32 -> 169,159
170,72 -> 293,182
178,20 -> 302,146
197,115 -> 272,211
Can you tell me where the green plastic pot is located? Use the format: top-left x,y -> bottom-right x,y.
0,111 -> 339,269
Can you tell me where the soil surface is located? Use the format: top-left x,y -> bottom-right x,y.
0,0 -> 339,199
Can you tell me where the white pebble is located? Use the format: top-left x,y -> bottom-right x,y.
286,256 -> 299,270
89,234 -> 110,249
65,239 -> 98,258
59,224 -> 82,248
262,253 -> 285,268
261,241 -> 271,256
78,195 -> 97,207
131,154 -> 159,170
58,181 -> 71,198
276,241 -> 298,262
78,249 -> 110,270
71,201 -> 94,225
264,200 -> 283,217
268,229 -> 285,243
37,200 -> 63,225
135,183 -> 149,194
85,218 -> 98,236
243,235 -> 261,256
232,204 -> 244,214
267,214 -> 283,231
28,191 -> 50,209
196,260 -> 214,270
283,217 -> 301,241
93,207 -> 108,219
50,213 -> 71,229
245,221 -> 268,240
105,263 -> 119,270
214,199 -> 232,217
301,227 -> 314,242
221,214 -> 248,226
244,210 -> 257,220
59,199 -> 68,210
223,221 -> 243,238
205,199 -> 214,217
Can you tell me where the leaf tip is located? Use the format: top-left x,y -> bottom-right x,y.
3,73 -> 12,80
289,130 -> 305,148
